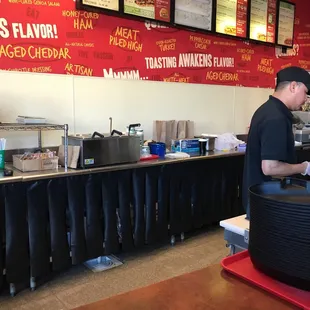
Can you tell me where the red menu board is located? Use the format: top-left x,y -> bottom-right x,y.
215,0 -> 248,38
124,0 -> 171,22
249,0 -> 276,43
1,0 -> 309,91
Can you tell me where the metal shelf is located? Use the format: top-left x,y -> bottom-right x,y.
0,123 -> 69,171
0,123 -> 66,131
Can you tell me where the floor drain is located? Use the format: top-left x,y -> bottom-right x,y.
84,255 -> 123,273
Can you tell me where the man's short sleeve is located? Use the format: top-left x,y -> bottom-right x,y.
260,118 -> 289,161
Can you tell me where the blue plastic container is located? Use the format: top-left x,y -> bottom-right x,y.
148,142 -> 166,158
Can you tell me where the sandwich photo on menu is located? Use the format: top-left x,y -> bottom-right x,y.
124,0 -> 154,18
257,33 -> 266,41
224,25 -> 236,35
159,7 -> 169,18
124,0 -> 170,21
250,26 -> 267,41
134,0 -> 154,6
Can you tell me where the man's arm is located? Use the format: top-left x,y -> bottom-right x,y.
261,160 -> 307,176
260,117 -> 308,176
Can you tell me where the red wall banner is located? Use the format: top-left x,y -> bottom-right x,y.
0,0 -> 309,88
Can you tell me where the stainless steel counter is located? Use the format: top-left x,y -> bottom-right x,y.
1,148 -> 246,295
1,144 -> 309,295
0,149 -> 245,184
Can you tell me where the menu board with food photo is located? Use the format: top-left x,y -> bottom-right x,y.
174,0 -> 213,30
124,0 -> 171,21
215,0 -> 248,38
249,0 -> 276,43
82,0 -> 119,10
277,0 -> 295,47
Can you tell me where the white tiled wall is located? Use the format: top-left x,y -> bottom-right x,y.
234,86 -> 273,133
0,70 -> 272,149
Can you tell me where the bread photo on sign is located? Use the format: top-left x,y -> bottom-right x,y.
134,0 -> 154,7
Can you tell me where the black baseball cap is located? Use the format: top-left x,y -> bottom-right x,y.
276,66 -> 310,95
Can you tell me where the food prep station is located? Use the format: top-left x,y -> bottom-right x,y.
0,119 -> 247,296
0,115 -> 310,298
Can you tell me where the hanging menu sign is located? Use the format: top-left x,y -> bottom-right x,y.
249,0 -> 276,43
175,0 -> 213,30
82,0 -> 119,10
277,1 -> 295,47
124,0 -> 171,22
215,0 -> 248,38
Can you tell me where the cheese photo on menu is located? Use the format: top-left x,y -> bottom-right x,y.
124,0 -> 155,19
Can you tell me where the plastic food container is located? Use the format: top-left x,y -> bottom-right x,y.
148,142 -> 166,158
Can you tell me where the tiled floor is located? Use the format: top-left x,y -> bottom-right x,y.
0,227 -> 228,310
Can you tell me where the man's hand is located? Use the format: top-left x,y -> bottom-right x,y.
301,161 -> 310,176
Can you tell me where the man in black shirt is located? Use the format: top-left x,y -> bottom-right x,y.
243,66 -> 310,219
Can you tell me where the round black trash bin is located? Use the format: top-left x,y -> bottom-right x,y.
249,177 -> 310,291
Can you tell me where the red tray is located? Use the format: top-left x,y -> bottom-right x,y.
140,155 -> 159,161
221,251 -> 310,310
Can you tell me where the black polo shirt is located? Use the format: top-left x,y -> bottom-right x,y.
242,95 -> 296,217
